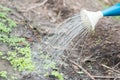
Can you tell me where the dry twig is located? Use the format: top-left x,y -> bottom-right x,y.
93,75 -> 120,79
68,59 -> 96,80
63,0 -> 66,6
101,64 -> 120,74
114,62 -> 120,68
22,0 -> 48,12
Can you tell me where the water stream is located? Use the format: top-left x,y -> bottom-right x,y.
45,12 -> 91,60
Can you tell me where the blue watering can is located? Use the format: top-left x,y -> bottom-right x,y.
103,3 -> 120,16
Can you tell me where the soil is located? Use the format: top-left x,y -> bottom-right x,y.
0,0 -> 120,80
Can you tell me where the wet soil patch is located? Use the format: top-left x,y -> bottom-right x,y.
0,0 -> 120,80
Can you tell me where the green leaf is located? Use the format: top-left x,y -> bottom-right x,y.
0,12 -> 7,18
0,71 -> 7,79
0,52 -> 3,56
0,5 -> 11,12
51,71 -> 64,80
7,18 -> 16,28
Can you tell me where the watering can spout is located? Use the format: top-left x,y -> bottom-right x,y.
81,10 -> 103,31
81,3 -> 120,31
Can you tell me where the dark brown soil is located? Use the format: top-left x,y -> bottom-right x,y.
0,0 -> 120,80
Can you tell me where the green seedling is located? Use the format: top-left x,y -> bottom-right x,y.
0,12 -> 7,18
0,71 -> 7,79
0,5 -> 35,72
40,53 -> 64,80
0,5 -> 11,12
6,18 -> 16,28
0,22 -> 11,33
11,76 -> 17,80
7,48 -> 34,72
51,71 -> 64,80
44,61 -> 56,70
44,70 -> 64,80
8,36 -> 26,46
0,52 -> 3,56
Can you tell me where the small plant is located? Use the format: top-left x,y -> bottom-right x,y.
11,76 -> 17,80
40,54 -> 56,69
44,61 -> 56,70
0,71 -> 7,79
0,71 -> 18,80
51,71 -> 64,80
0,52 -> 3,56
40,53 -> 64,80
0,5 -> 11,12
7,49 -> 34,71
45,70 -> 64,80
